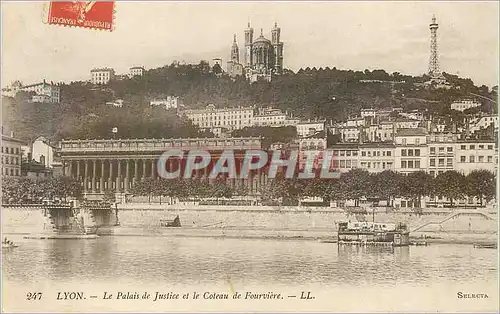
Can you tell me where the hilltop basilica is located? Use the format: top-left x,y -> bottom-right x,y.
227,22 -> 284,82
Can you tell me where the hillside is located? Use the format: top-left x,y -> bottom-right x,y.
2,61 -> 496,142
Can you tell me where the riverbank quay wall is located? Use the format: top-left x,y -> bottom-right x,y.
3,206 -> 497,235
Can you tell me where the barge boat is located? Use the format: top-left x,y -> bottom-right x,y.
337,221 -> 410,246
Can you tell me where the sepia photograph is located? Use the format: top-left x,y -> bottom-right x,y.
1,1 -> 499,312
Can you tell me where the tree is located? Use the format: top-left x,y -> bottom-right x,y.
339,169 -> 371,206
370,170 -> 402,206
433,171 -> 466,207
465,170 -> 496,206
400,171 -> 434,208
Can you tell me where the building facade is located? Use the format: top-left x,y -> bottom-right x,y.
59,137 -> 266,196
450,99 -> 481,112
130,66 -> 145,77
181,104 -> 254,134
244,22 -> 284,82
150,96 -> 179,110
1,133 -> 24,177
91,67 -> 116,84
226,35 -> 244,78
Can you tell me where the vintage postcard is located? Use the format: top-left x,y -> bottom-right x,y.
1,1 -> 499,313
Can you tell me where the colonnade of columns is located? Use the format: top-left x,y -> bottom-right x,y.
62,159 -> 158,193
61,158 -> 271,195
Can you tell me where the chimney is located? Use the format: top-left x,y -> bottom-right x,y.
10,131 -> 14,138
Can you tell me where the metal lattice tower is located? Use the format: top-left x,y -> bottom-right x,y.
428,15 -> 440,77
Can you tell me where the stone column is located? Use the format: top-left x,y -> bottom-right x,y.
62,161 -> 66,177
68,161 -> 73,179
151,159 -> 156,179
100,160 -> 105,193
134,159 -> 139,184
84,160 -> 89,193
116,160 -> 122,192
125,160 -> 130,192
92,159 -> 97,192
76,161 -> 81,181
142,160 -> 147,180
108,160 -> 114,191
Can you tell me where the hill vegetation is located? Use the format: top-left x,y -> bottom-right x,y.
2,61 -> 496,143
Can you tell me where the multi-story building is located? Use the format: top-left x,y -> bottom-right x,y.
1,132 -> 24,177
455,140 -> 497,175
253,107 -> 287,127
394,128 -> 428,174
31,136 -> 56,169
296,120 -> 325,138
130,66 -> 145,77
427,133 -> 458,177
450,99 -> 481,112
91,67 -> 115,84
358,143 -> 395,173
181,104 -> 254,134
1,80 -> 23,98
329,143 -> 359,173
468,114 -> 498,134
150,96 -> 179,110
16,80 -> 61,103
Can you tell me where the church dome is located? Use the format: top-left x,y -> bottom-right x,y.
253,35 -> 272,46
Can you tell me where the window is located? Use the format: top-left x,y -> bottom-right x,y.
408,161 -> 414,168
352,151 -> 358,156
460,156 -> 466,162
447,158 -> 453,167
488,145 -> 493,150
430,159 -> 436,167
346,151 -> 351,157
340,151 -> 345,157
340,160 -> 345,168
479,145 -> 484,149
402,138 -> 407,145
415,149 -> 420,156
408,149 -> 414,156
16,148 -> 19,154
360,162 -> 366,168
469,156 -> 475,163
438,158 -> 444,166
387,151 -> 391,156
488,156 -> 493,163
430,170 -> 435,177
401,149 -> 407,156
470,145 -> 475,149
478,156 -> 484,163
447,147 -> 453,153
415,138 -> 420,145
401,161 -> 407,168
415,160 -> 420,168
461,145 -> 466,150
346,160 -> 352,168
430,147 -> 436,154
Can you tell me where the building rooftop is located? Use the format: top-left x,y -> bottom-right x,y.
395,128 -> 427,137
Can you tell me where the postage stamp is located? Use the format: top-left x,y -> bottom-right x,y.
46,1 -> 115,31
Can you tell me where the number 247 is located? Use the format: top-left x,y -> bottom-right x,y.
26,292 -> 42,300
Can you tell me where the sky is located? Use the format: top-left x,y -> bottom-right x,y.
1,1 -> 499,87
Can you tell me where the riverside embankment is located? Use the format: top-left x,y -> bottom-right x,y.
2,204 -> 497,244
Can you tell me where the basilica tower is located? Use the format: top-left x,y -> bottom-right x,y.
244,22 -> 254,67
231,34 -> 239,63
271,22 -> 284,74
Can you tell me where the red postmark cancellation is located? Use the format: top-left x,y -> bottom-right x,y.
47,1 -> 114,31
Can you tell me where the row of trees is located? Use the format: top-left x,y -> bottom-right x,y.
1,176 -> 82,204
2,169 -> 495,208
263,169 -> 496,207
128,169 -> 495,208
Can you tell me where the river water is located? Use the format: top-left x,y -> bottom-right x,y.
2,235 -> 498,312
